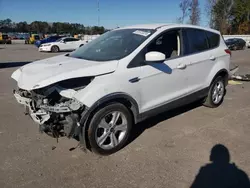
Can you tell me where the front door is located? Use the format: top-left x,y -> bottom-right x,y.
138,29 -> 190,113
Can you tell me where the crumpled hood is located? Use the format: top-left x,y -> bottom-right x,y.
11,54 -> 118,90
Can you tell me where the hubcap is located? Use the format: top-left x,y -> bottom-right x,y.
95,111 -> 128,150
212,80 -> 224,104
52,46 -> 58,52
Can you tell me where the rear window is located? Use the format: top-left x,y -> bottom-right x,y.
206,31 -> 220,48
184,28 -> 209,55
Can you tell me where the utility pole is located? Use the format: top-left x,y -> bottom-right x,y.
97,0 -> 100,27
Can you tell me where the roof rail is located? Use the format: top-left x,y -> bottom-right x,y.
155,24 -> 169,30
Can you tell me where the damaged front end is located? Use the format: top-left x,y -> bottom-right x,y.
13,78 -> 92,140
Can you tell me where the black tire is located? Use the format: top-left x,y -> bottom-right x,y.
242,46 -> 246,50
51,45 -> 59,53
203,76 -> 226,108
87,103 -> 133,155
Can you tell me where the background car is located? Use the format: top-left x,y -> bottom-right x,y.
35,35 -> 64,47
225,38 -> 246,50
246,40 -> 250,48
38,37 -> 86,52
0,33 -> 11,44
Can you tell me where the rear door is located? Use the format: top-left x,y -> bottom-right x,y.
70,38 -> 81,49
59,38 -> 74,50
182,28 -> 216,92
64,38 -> 80,50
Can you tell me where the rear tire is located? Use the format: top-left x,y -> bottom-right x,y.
87,103 -> 133,155
51,45 -> 59,53
203,76 -> 226,108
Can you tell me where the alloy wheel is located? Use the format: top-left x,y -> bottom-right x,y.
95,111 -> 128,150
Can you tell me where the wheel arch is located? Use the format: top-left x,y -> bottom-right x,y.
51,45 -> 60,52
78,92 -> 139,151
80,92 -> 140,126
210,69 -> 229,86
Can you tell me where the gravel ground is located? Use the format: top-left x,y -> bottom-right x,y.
0,44 -> 250,188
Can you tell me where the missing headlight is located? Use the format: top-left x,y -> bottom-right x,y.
57,77 -> 94,90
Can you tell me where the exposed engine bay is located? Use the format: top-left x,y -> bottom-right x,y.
13,77 -> 93,141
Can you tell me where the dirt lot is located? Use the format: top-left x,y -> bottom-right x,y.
1,44 -> 250,188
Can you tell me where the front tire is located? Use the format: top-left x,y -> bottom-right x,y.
203,76 -> 226,108
51,45 -> 59,53
87,103 -> 133,155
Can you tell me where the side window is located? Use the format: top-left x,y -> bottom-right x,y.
64,38 -> 76,42
184,28 -> 209,55
63,38 -> 70,42
128,29 -> 182,68
206,31 -> 220,49
72,38 -> 80,41
147,30 -> 181,59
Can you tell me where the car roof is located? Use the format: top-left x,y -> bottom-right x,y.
116,23 -> 220,34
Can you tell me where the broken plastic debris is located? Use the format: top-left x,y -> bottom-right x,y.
228,80 -> 242,85
52,146 -> 56,150
231,74 -> 250,82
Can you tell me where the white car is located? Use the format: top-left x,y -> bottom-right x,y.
12,23 -> 231,155
38,37 -> 86,52
246,40 -> 250,48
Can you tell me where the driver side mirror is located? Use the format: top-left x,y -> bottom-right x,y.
145,51 -> 166,63
60,40 -> 66,43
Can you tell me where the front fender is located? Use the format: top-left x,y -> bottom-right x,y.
73,74 -> 141,110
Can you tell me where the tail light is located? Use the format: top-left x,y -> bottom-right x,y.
225,49 -> 231,57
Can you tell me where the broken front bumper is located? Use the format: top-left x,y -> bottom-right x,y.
13,91 -> 50,124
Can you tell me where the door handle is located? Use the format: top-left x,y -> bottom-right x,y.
209,56 -> 216,61
176,63 -> 187,69
129,77 -> 140,83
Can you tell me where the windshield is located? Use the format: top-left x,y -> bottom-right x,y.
69,28 -> 155,61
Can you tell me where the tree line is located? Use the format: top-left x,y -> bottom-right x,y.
1,1 -> 249,36
0,19 -> 107,35
178,0 -> 250,34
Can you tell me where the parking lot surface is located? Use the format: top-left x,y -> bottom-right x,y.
1,44 -> 250,188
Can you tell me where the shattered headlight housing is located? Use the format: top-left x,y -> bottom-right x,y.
56,76 -> 95,91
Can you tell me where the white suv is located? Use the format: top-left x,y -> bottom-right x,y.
12,24 -> 231,155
